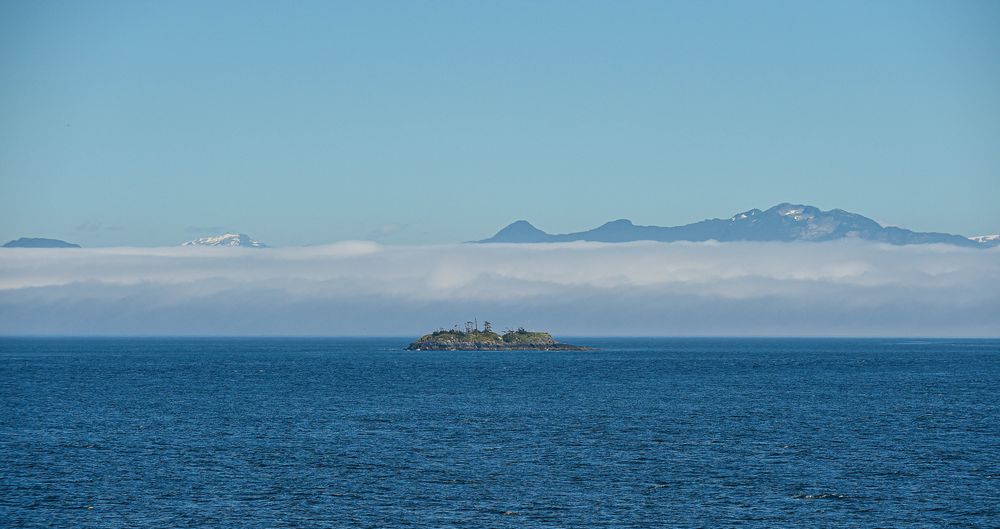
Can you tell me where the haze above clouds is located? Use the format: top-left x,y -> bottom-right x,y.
2,241 -> 997,337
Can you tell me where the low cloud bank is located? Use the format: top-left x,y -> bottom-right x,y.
1,241 -> 998,336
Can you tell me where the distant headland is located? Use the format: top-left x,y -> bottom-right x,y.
407,321 -> 590,351
2,237 -> 80,248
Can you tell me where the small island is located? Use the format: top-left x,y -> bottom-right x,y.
407,321 -> 590,351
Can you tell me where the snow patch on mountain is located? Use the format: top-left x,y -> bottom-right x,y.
969,234 -> 1000,246
730,209 -> 762,221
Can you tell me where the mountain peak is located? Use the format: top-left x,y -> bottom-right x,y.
476,220 -> 552,243
182,233 -> 267,248
764,203 -> 820,221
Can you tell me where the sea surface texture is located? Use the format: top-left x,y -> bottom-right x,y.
1,338 -> 997,528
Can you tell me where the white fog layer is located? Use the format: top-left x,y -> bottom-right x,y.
1,241 -> 998,336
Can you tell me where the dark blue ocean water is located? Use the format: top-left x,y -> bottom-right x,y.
1,338 -> 997,528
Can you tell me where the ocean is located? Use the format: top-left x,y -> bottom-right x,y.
1,337 -> 997,528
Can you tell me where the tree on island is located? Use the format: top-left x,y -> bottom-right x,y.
428,319 -> 541,339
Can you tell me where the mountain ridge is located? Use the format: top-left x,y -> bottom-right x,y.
476,203 -> 995,248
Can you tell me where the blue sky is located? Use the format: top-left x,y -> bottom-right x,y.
2,0 -> 998,246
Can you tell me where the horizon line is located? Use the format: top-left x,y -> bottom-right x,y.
2,335 -> 998,340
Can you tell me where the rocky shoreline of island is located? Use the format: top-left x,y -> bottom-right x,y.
407,341 -> 590,351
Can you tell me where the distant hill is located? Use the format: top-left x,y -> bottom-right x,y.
484,220 -> 555,243
2,237 -> 80,248
181,233 -> 267,248
477,203 -> 988,248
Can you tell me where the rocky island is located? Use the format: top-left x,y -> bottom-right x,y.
407,322 -> 590,351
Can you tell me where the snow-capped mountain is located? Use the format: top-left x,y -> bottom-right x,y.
182,233 -> 267,248
969,234 -> 1000,247
477,203 -> 982,247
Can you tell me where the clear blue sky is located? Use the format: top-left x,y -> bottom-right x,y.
1,0 -> 998,246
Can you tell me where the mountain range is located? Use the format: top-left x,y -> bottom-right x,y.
3,207 -> 997,248
476,203 -> 999,248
